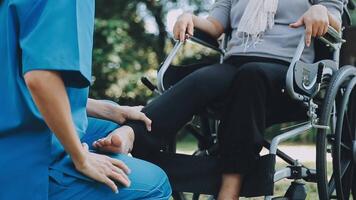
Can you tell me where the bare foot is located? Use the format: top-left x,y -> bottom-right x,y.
217,174 -> 242,200
93,126 -> 134,154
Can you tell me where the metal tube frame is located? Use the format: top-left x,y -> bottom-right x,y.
269,122 -> 313,155
157,41 -> 184,92
157,33 -> 227,93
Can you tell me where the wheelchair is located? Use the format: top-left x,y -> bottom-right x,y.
141,3 -> 356,200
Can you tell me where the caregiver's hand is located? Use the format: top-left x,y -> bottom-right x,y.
113,105 -> 152,131
86,99 -> 151,131
290,5 -> 329,47
74,143 -> 131,193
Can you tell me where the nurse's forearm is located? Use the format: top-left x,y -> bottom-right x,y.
24,70 -> 86,165
87,98 -> 112,119
86,99 -> 119,122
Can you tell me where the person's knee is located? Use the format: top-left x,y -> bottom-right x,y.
114,155 -> 172,199
233,63 -> 268,89
236,63 -> 264,81
184,64 -> 233,99
186,67 -> 215,91
143,163 -> 172,199
227,63 -> 271,104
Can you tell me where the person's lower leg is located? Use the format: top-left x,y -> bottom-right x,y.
218,174 -> 243,200
217,65 -> 270,199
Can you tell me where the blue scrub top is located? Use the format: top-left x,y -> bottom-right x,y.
0,0 -> 95,199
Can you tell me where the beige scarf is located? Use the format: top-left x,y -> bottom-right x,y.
237,0 -> 279,49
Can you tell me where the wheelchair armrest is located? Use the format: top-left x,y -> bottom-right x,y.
190,28 -> 223,54
157,29 -> 224,92
286,26 -> 344,101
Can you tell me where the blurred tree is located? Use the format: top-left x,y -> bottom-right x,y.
91,0 -> 213,105
352,7 -> 356,24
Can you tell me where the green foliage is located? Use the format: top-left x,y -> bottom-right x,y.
91,0 -> 212,104
91,1 -> 160,103
351,7 -> 356,25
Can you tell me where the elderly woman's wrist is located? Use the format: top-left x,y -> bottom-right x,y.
327,12 -> 341,32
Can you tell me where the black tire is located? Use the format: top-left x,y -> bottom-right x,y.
353,171 -> 356,199
316,66 -> 356,200
333,77 -> 356,200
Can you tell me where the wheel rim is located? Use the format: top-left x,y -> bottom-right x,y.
333,85 -> 356,200
317,102 -> 338,199
326,105 -> 338,199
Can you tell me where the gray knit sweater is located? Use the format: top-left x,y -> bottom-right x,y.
209,0 -> 345,63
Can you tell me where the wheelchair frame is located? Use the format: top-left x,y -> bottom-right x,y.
141,18 -> 356,199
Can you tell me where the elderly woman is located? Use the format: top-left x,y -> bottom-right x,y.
93,0 -> 345,199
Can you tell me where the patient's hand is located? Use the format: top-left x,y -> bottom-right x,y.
173,13 -> 195,41
93,126 -> 135,154
289,5 -> 329,47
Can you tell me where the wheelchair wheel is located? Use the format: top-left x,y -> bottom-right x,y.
317,66 -> 356,200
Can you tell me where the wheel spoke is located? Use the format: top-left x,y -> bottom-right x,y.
341,163 -> 354,200
328,174 -> 336,197
344,111 -> 354,141
346,105 -> 356,139
340,142 -> 351,151
340,160 -> 351,178
346,99 -> 356,140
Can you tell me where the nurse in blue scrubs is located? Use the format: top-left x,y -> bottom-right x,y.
0,0 -> 171,199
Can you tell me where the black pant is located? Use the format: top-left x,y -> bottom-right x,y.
127,56 -> 306,174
